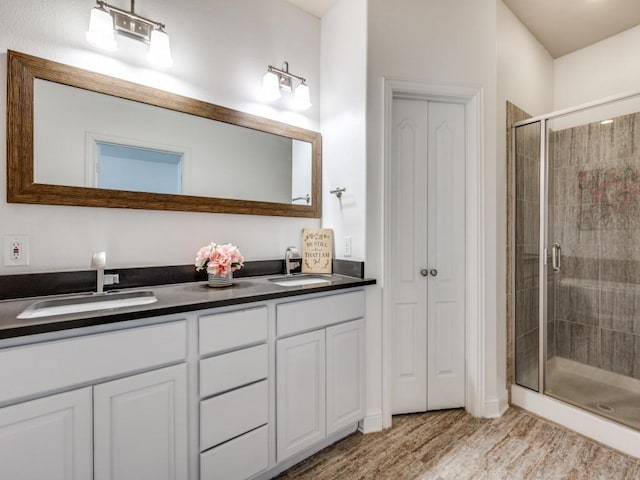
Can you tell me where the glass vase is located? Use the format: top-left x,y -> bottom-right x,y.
207,271 -> 233,288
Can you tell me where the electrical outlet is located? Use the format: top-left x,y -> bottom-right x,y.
4,235 -> 29,266
344,236 -> 352,257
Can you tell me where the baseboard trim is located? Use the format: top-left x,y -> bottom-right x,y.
512,384 -> 640,458
483,391 -> 509,418
360,411 -> 384,433
253,423 -> 359,479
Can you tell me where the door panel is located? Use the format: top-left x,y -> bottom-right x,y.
326,319 -> 365,435
0,388 -> 92,480
427,102 -> 466,409
93,364 -> 188,480
391,97 -> 466,414
276,330 -> 326,462
390,99 -> 428,414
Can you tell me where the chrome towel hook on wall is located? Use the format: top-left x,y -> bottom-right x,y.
330,187 -> 346,199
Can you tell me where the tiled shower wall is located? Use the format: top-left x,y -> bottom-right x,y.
551,113 -> 640,380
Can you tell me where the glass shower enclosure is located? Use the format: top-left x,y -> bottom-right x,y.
513,94 -> 640,431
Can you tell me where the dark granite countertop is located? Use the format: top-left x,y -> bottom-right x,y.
0,274 -> 375,340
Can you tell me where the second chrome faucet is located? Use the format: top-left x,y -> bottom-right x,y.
284,246 -> 301,275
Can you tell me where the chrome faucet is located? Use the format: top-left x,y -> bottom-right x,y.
285,246 -> 301,276
91,251 -> 120,294
91,251 -> 107,294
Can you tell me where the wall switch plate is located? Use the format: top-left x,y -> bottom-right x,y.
4,235 -> 29,266
344,236 -> 352,257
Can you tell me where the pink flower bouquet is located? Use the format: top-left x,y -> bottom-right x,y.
195,242 -> 245,276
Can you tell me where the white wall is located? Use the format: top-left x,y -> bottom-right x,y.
366,0 -> 502,425
0,0 -> 321,274
497,0 -> 554,396
320,0 -> 369,427
554,24 -> 640,110
320,0 -> 367,262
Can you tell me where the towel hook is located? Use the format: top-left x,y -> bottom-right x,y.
330,187 -> 346,199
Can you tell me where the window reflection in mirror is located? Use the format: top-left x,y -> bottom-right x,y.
95,142 -> 184,195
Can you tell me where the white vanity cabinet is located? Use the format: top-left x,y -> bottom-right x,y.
326,319 -> 366,435
0,320 -> 188,480
275,291 -> 366,463
0,387 -> 93,480
0,283 -> 370,480
276,329 -> 326,460
94,363 -> 188,480
198,306 -> 270,480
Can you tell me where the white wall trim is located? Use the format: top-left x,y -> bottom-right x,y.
359,410 -> 383,434
381,79 -> 486,426
512,385 -> 640,458
484,397 -> 509,418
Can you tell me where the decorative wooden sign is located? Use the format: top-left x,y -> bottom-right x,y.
302,228 -> 333,274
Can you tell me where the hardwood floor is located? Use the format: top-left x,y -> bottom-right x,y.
277,407 -> 640,479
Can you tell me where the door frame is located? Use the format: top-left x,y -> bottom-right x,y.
382,79 -> 486,426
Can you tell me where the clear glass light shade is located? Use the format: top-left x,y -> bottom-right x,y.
262,71 -> 282,102
294,82 -> 312,110
86,7 -> 117,52
147,29 -> 173,68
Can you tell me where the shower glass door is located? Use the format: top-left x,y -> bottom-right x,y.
514,121 -> 542,392
544,100 -> 640,430
514,95 -> 640,431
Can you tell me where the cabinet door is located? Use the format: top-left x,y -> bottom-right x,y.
0,387 -> 92,480
94,364 -> 188,480
326,319 -> 365,435
276,330 -> 325,462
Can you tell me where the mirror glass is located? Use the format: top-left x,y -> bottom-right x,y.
7,50 -> 321,218
33,80 -> 313,204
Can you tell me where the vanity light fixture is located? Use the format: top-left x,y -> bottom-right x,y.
262,62 -> 312,110
86,0 -> 173,67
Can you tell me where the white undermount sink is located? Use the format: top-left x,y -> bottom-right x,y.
17,291 -> 158,319
268,274 -> 334,287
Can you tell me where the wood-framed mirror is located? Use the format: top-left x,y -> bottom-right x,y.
7,50 -> 322,218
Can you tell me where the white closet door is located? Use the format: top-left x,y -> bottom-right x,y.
426,101 -> 466,409
390,97 -> 466,414
390,98 -> 429,414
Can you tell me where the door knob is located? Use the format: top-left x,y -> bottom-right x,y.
430,269 -> 438,277
420,269 -> 428,277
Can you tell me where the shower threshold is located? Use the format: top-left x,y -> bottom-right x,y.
545,357 -> 640,431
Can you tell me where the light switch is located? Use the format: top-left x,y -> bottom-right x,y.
344,236 -> 352,257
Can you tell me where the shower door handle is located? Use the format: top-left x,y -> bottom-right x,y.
552,243 -> 561,273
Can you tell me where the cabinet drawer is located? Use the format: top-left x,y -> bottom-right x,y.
199,307 -> 267,355
200,344 -> 268,398
277,290 -> 365,337
200,425 -> 269,480
0,321 -> 186,405
200,380 -> 268,450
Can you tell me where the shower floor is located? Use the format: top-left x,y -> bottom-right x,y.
546,357 -> 640,431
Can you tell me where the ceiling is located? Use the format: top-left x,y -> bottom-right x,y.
286,0 -> 339,18
503,0 -> 640,58
289,0 -> 640,59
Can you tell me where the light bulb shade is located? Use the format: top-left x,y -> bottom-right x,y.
294,82 -> 312,110
262,71 -> 282,102
86,7 -> 117,52
147,29 -> 173,67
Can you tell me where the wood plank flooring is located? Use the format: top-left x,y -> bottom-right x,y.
277,407 -> 640,479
